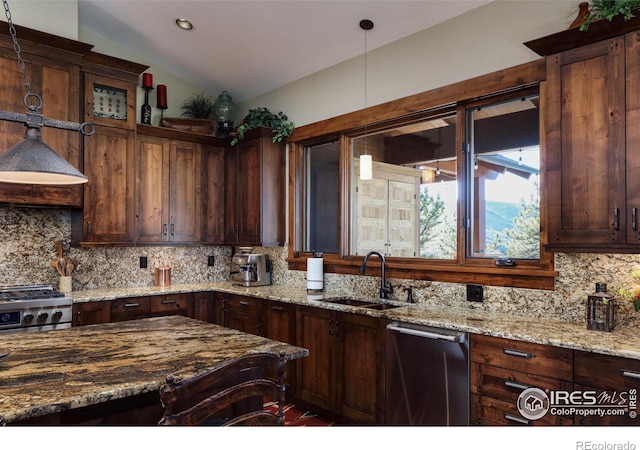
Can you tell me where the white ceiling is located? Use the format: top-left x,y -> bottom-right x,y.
78,0 -> 490,102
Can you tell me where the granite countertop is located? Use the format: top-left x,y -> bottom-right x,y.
71,282 -> 640,361
0,315 -> 307,425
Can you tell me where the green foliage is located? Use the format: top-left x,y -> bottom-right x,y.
580,0 -> 640,30
230,107 -> 294,146
180,92 -> 216,119
419,187 -> 445,250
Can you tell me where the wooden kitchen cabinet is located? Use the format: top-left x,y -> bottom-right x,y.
544,29 -> 640,251
72,53 -> 145,246
224,127 -> 285,246
295,305 -> 385,424
0,29 -> 91,207
189,291 -> 216,323
221,293 -> 263,336
263,300 -> 297,394
574,350 -> 640,426
470,333 -> 574,426
72,301 -> 111,326
136,128 -> 202,243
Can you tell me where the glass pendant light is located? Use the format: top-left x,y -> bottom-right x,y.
0,0 -> 93,185
359,19 -> 373,181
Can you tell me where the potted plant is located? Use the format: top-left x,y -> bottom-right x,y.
579,0 -> 640,30
180,91 -> 216,119
230,107 -> 294,146
160,91 -> 217,135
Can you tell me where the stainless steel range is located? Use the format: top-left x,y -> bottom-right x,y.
0,284 -> 73,333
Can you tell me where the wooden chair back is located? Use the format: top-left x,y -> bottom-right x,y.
158,350 -> 287,426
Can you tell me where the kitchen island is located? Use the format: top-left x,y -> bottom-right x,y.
0,315 -> 308,425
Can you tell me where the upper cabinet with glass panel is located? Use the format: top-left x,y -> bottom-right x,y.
351,113 -> 458,259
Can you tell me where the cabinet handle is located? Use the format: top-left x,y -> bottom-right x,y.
124,303 -> 140,308
633,208 -> 638,231
161,299 -> 177,305
329,319 -> 333,335
503,348 -> 532,358
170,224 -> 175,236
504,414 -> 531,425
256,323 -> 261,336
239,301 -> 250,307
86,221 -> 91,236
270,306 -> 284,312
614,208 -> 620,231
621,369 -> 640,380
163,223 -> 168,236
336,320 -> 340,337
504,380 -> 531,391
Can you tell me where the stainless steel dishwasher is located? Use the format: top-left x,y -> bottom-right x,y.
385,322 -> 469,425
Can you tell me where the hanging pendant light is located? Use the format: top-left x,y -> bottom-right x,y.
359,19 -> 373,181
0,0 -> 93,185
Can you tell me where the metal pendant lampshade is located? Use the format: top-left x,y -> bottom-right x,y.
0,126 -> 88,185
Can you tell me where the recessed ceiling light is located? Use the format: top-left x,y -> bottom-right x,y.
175,18 -> 194,31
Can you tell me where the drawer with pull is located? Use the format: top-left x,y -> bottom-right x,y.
471,393 -> 574,426
574,350 -> 640,392
226,295 -> 262,316
471,333 -> 573,381
111,296 -> 151,322
150,294 -> 190,316
471,362 -> 573,401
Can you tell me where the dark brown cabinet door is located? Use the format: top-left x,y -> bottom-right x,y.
189,291 -> 215,323
168,139 -> 201,242
263,300 -> 297,394
201,145 -> 225,244
136,134 -> 169,243
295,305 -> 385,424
574,350 -> 640,426
236,138 -> 262,244
546,32 -> 640,251
295,305 -> 334,411
223,128 -> 285,246
72,302 -> 111,326
136,132 -> 202,243
74,125 -> 135,244
336,312 -> 385,424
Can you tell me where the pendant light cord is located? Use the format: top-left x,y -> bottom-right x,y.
2,0 -> 31,98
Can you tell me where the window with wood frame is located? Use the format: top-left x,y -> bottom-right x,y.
288,60 -> 556,290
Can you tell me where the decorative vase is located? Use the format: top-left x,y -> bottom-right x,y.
569,2 -> 590,29
213,90 -> 238,137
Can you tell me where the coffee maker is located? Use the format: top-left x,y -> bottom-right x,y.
230,250 -> 272,287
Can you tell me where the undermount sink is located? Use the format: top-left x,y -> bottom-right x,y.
363,303 -> 404,310
323,298 -> 405,310
324,298 -> 374,307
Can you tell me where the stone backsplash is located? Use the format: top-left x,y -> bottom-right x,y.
1,207 -> 639,328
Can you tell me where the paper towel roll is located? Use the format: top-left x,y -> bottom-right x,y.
307,257 -> 324,291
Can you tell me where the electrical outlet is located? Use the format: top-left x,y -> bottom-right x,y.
466,284 -> 483,302
207,255 -> 215,266
140,256 -> 147,269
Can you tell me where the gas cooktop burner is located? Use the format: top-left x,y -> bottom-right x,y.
0,284 -> 65,302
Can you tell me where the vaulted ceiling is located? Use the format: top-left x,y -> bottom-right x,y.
78,0 -> 490,102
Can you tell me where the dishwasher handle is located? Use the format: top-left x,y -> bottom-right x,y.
386,323 -> 466,343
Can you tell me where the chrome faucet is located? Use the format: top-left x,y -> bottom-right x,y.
359,251 -> 393,299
